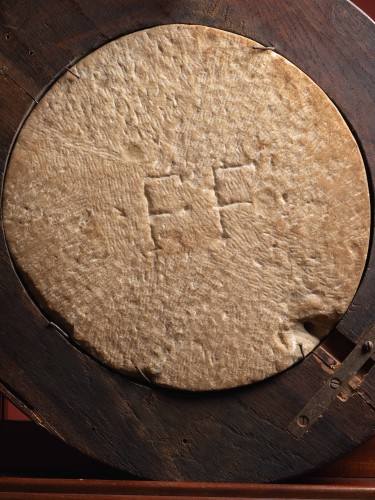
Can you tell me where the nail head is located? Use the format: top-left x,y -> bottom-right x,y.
362,340 -> 374,354
297,415 -> 309,428
330,378 -> 341,390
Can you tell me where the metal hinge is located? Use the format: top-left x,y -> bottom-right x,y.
288,323 -> 375,439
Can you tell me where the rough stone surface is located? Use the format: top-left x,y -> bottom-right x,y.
2,25 -> 370,390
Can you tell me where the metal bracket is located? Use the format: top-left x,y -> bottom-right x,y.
288,323 -> 375,439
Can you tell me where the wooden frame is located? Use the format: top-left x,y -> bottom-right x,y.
1,477 -> 375,499
1,0 -> 375,482
3,418 -> 375,498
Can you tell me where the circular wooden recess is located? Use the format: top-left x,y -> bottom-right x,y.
1,0 -> 375,482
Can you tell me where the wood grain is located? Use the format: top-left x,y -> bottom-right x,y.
1,0 -> 375,482
0,72 -> 32,166
0,0 -> 105,99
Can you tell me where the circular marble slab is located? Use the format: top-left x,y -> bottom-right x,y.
2,24 -> 370,390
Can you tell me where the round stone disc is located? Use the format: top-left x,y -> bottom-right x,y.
2,24 -> 370,391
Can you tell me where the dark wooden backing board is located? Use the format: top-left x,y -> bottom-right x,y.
1,0 -> 375,482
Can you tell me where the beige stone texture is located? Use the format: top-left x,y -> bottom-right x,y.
2,25 -> 370,390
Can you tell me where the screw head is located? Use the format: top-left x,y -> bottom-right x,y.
297,415 -> 309,428
362,340 -> 374,354
330,378 -> 341,389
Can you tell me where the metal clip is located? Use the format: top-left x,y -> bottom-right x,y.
252,45 -> 275,51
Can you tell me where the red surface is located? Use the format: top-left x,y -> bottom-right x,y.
354,0 -> 375,19
0,397 -> 29,421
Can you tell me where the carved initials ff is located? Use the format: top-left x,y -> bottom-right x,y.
144,164 -> 255,248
